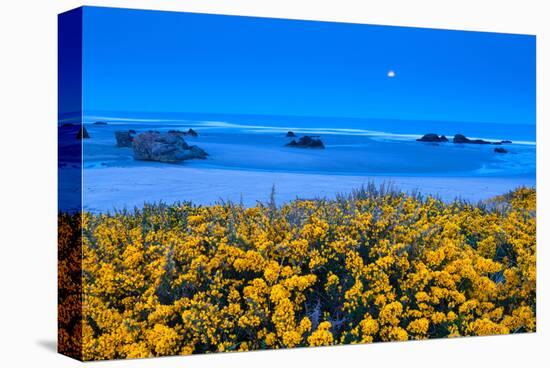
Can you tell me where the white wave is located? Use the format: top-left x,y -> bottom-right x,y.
84,115 -> 189,124
198,120 -> 536,146
81,116 -> 536,146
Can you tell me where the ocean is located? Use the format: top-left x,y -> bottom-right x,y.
56,111 -> 537,211
80,111 -> 536,178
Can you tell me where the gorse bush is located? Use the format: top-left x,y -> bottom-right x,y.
58,186 -> 536,360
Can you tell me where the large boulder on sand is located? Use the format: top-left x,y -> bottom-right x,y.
181,145 -> 208,160
115,130 -> 135,147
132,132 -> 208,162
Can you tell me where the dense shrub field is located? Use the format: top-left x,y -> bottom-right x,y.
58,186 -> 536,360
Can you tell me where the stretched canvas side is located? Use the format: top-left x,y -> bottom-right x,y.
58,7 -> 84,361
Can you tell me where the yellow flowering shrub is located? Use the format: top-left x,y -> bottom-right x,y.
308,321 -> 334,346
58,186 -> 536,360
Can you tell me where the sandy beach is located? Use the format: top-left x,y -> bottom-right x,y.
82,166 -> 535,213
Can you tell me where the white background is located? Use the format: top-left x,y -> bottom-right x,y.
0,0 -> 548,366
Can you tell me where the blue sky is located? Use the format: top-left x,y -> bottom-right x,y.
81,6 -> 535,125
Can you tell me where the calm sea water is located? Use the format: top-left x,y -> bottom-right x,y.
75,111 -> 536,142
77,111 -> 535,179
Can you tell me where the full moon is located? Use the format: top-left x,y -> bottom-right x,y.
387,70 -> 396,78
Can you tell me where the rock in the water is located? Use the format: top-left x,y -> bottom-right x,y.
417,133 -> 448,143
471,139 -> 491,144
132,132 -> 207,162
76,127 -> 90,139
286,135 -> 325,149
186,128 -> 199,137
452,134 -> 469,143
501,140 -> 512,144
167,128 -> 199,137
168,129 -> 185,136
115,130 -> 135,147
129,129 -> 137,134
453,134 -> 491,144
286,131 -> 297,138
94,121 -> 108,125
494,147 -> 508,154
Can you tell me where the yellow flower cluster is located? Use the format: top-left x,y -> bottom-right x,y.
58,186 -> 536,360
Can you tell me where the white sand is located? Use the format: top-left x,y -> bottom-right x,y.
82,166 -> 535,213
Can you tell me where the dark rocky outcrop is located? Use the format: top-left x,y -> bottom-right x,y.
181,145 -> 208,160
186,128 -> 199,137
94,121 -> 108,125
76,127 -> 90,139
416,132 -> 513,148
492,140 -> 514,145
286,135 -> 325,149
417,133 -> 511,146
132,132 -> 208,162
469,139 -> 491,144
168,129 -> 185,135
286,131 -> 297,138
494,147 -> 508,154
167,128 -> 198,137
417,133 -> 448,143
452,134 -> 470,143
453,134 -> 491,144
115,130 -> 135,147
